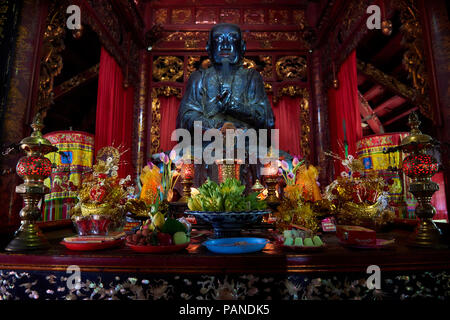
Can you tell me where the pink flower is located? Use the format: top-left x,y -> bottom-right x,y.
292,157 -> 299,167
147,161 -> 155,169
281,160 -> 289,171
278,168 -> 283,175
287,172 -> 295,180
160,152 -> 169,165
169,150 -> 177,161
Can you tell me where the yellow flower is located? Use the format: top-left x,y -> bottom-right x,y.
140,164 -> 162,205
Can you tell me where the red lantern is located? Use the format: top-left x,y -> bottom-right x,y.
181,162 -> 195,180
402,154 -> 439,179
16,156 -> 52,182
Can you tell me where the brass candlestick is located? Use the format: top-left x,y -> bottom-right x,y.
180,178 -> 193,203
265,177 -> 279,203
390,112 -> 441,247
5,112 -> 58,251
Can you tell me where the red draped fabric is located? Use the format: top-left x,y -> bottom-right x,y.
95,47 -> 134,179
159,96 -> 181,152
327,51 -> 362,176
432,172 -> 448,221
270,96 -> 302,157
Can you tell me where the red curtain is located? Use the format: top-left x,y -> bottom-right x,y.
327,50 -> 362,176
95,47 -> 134,179
432,172 -> 448,221
159,96 -> 181,152
270,96 -> 302,158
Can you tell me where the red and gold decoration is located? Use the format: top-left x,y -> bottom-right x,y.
179,155 -> 195,203
5,112 -> 58,251
215,159 -> 242,184
70,147 -> 134,235
323,153 -> 395,229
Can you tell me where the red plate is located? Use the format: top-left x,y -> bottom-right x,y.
126,242 -> 189,253
60,238 -> 125,251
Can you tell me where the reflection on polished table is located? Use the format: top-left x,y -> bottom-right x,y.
0,224 -> 449,300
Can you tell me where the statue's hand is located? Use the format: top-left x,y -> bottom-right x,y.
217,89 -> 231,111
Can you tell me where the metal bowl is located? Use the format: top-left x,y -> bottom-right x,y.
185,210 -> 270,238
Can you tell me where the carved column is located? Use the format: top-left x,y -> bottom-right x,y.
418,0 -> 450,214
133,50 -> 149,179
0,0 -> 49,229
310,50 -> 333,187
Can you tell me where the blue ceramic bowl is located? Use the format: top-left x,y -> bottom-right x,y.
203,237 -> 269,254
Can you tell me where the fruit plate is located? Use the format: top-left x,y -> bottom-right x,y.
126,242 -> 190,253
60,238 -> 125,251
203,237 -> 269,254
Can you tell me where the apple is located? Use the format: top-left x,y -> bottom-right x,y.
173,231 -> 188,245
157,232 -> 173,246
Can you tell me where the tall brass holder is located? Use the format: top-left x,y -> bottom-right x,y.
386,112 -> 441,248
179,178 -> 194,203
5,113 -> 57,251
265,177 -> 279,203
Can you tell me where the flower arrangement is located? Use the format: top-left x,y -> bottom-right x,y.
272,155 -> 323,233
140,150 -> 182,205
277,157 -> 304,186
159,150 -> 182,200
276,156 -> 322,202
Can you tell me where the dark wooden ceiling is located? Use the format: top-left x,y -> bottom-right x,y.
43,25 -> 100,135
356,9 -> 432,136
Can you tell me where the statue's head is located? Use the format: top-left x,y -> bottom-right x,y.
206,23 -> 246,66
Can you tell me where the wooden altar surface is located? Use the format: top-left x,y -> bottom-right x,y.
1,227 -> 449,274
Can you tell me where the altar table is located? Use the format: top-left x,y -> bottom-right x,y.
0,224 -> 449,300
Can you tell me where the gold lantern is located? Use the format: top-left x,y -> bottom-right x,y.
5,112 -> 58,251
388,112 -> 442,247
